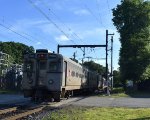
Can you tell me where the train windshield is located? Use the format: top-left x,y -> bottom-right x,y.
49,61 -> 60,72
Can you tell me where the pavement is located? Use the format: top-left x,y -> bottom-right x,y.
1,94 -> 150,108
70,96 -> 150,108
0,94 -> 30,107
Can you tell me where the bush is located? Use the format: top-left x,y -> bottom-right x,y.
112,87 -> 125,94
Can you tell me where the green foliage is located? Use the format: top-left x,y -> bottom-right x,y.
0,41 -> 34,64
141,65 -> 150,80
112,0 -> 150,85
112,87 -> 125,94
113,70 -> 121,87
43,106 -> 150,120
83,61 -> 105,74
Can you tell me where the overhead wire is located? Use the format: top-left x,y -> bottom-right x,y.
0,23 -> 33,42
0,27 -> 15,41
0,18 -> 57,48
82,2 -> 105,28
27,0 -> 76,45
96,0 -> 106,28
93,48 -> 99,62
27,0 -> 84,52
106,0 -> 114,28
38,0 -> 86,45
0,23 -> 49,48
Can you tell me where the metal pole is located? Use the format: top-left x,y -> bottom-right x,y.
106,30 -> 110,95
106,30 -> 108,82
57,44 -> 59,54
111,36 -> 113,88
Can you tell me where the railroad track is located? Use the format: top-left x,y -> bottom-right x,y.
0,97 -> 81,120
1,105 -> 44,120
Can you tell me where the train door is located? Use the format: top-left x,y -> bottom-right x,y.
23,60 -> 35,86
63,61 -> 67,86
36,60 -> 47,86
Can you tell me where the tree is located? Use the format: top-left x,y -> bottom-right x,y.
112,0 -> 150,87
83,61 -> 105,74
113,70 -> 121,87
0,42 -> 34,64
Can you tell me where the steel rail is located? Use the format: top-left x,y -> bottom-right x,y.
5,106 -> 44,120
0,107 -> 17,115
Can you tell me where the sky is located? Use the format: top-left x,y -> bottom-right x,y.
0,0 -> 121,70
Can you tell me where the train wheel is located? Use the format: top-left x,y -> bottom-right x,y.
54,93 -> 61,102
61,89 -> 66,98
65,91 -> 72,99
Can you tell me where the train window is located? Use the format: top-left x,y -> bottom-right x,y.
71,71 -> 75,77
49,62 -> 58,71
76,72 -> 78,77
79,74 -> 82,78
40,61 -> 47,70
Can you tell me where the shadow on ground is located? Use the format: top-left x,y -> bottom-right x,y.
126,91 -> 150,98
130,117 -> 150,120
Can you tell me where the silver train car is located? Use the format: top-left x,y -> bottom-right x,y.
22,49 -> 102,101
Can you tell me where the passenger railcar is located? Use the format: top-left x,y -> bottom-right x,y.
22,49 -> 102,101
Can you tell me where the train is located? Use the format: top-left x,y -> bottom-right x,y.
22,49 -> 102,101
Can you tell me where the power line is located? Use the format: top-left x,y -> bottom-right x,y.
82,2 -> 105,28
96,0 -> 106,28
0,18 -> 57,48
0,23 -> 32,42
93,48 -> 98,60
27,0 -> 77,45
106,0 -> 114,28
0,23 -> 49,49
38,0 -> 85,44
27,0 -> 84,52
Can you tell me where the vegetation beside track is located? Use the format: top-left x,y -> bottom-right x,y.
0,89 -> 21,94
98,87 -> 150,98
98,87 -> 128,98
43,105 -> 150,120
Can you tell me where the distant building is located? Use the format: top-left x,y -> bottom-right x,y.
0,51 -> 23,90
0,51 -> 10,75
0,51 -> 23,75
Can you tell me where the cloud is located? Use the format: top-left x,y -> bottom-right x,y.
55,35 -> 69,42
33,0 -> 41,6
36,41 -> 41,45
74,9 -> 90,16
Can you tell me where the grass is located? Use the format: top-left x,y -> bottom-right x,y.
98,87 -> 150,98
98,87 -> 129,98
0,89 -> 21,94
109,87 -> 128,97
98,92 -> 129,98
43,106 -> 150,120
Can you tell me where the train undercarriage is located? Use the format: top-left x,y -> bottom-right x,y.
23,87 -> 97,102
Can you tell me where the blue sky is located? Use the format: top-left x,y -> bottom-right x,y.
0,0 -> 121,70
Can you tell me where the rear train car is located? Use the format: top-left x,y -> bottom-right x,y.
22,49 -> 102,101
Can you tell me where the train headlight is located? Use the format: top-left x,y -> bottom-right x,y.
28,79 -> 33,84
48,79 -> 54,84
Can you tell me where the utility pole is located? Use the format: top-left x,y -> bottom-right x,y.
106,30 -> 108,81
106,30 -> 114,95
111,36 -> 114,88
